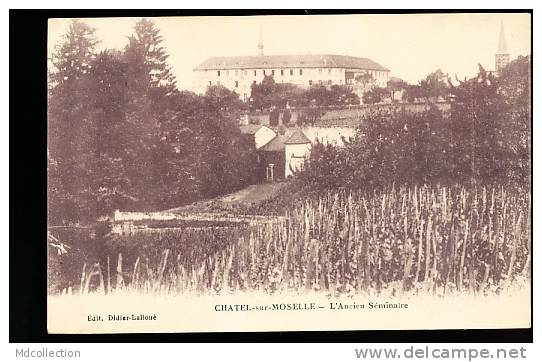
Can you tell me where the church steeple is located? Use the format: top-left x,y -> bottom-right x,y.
497,20 -> 509,54
257,27 -> 264,56
495,20 -> 510,74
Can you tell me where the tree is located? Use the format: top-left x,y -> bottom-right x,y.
48,17 -> 263,223
304,85 -> 330,106
497,55 -> 531,186
250,76 -> 305,110
250,75 -> 278,110
124,18 -> 177,100
88,50 -> 135,214
362,87 -> 388,104
448,65 -> 507,184
355,72 -> 375,89
448,62 -> 530,186
49,19 -> 98,87
269,107 -> 280,126
403,84 -> 422,103
418,69 -> 450,101
296,140 -> 351,189
119,18 -> 180,209
328,85 -> 360,105
282,108 -> 292,126
48,19 -> 99,222
250,78 -> 358,111
387,78 -> 408,102
196,86 -> 257,198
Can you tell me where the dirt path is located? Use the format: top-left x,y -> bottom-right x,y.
166,182 -> 290,213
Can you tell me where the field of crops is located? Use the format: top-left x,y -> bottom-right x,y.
52,185 -> 530,297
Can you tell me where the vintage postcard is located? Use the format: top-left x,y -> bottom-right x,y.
46,13 -> 531,334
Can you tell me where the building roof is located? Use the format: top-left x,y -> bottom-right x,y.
284,129 -> 311,145
194,54 -> 389,72
259,134 -> 288,152
239,124 -> 265,135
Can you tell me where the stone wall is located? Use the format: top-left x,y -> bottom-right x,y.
246,102 -> 451,128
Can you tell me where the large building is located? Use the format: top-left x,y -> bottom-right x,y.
193,38 -> 390,101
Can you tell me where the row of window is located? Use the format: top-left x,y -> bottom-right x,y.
213,68 -> 387,78
215,68 -> 341,77
209,79 -> 339,88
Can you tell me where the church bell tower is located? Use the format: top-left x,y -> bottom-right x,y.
495,21 -> 510,75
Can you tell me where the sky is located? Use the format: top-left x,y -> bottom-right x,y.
48,13 -> 531,92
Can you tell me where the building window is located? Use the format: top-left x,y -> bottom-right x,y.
243,70 -> 247,76
271,69 -> 275,76
209,81 -> 212,86
226,70 -> 230,76
217,70 -> 221,76
254,70 -> 257,76
235,80 -> 239,87
234,70 -> 238,76
263,69 -> 266,75
328,80 -> 332,85
309,80 -> 313,86
290,69 -> 294,76
299,69 -> 303,75
281,69 -> 284,76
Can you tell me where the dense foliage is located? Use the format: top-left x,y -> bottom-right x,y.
250,76 -> 360,111
48,19 -> 255,223
298,60 -> 531,190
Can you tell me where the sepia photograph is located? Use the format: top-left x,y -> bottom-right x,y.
45,12 -> 532,334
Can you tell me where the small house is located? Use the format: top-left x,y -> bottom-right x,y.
257,128 -> 312,181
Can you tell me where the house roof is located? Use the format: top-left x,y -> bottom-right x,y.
285,129 -> 311,145
259,134 -> 287,152
239,124 -> 265,135
194,54 -> 389,72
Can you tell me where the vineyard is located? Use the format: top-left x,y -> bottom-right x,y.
52,184 -> 531,297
